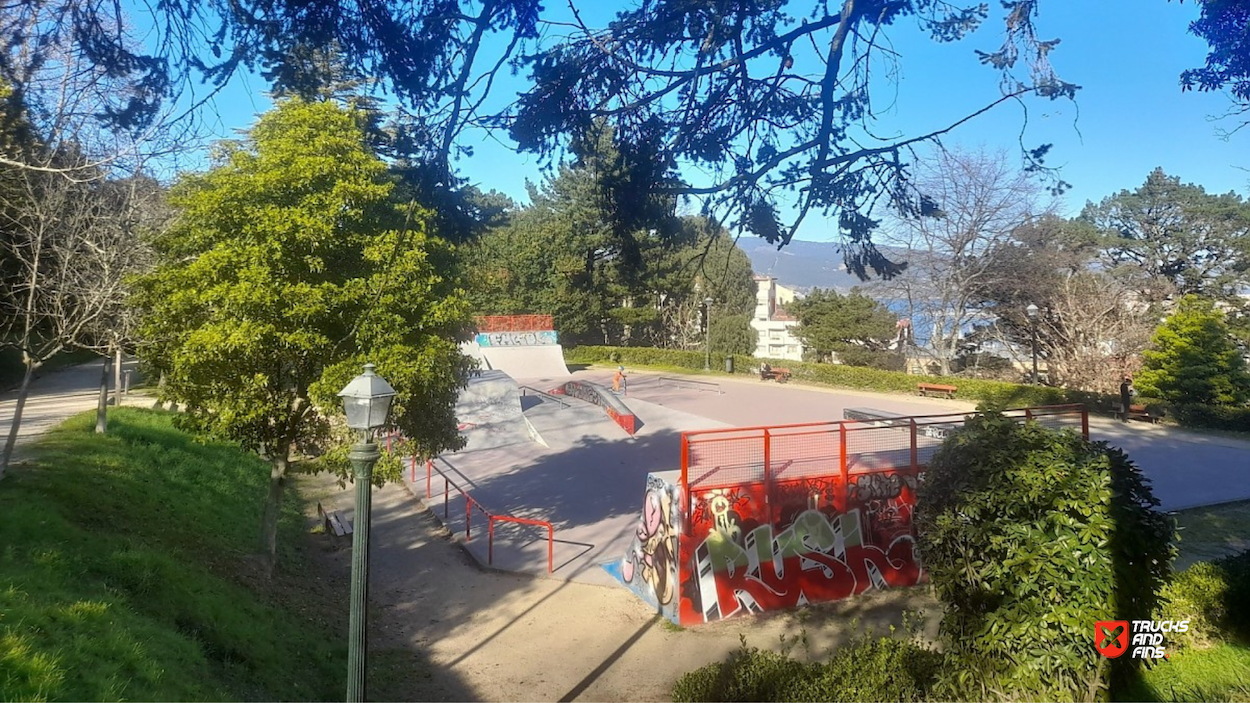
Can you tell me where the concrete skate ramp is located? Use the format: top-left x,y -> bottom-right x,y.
479,345 -> 570,382
455,370 -> 532,451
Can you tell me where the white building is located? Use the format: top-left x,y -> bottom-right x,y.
750,275 -> 806,361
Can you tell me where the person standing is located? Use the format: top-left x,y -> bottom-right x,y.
613,365 -> 627,394
1119,377 -> 1133,422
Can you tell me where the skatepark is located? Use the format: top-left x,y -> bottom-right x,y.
404,315 -> 1250,625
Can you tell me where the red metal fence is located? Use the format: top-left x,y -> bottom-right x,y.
474,315 -> 555,332
679,404 -> 1088,509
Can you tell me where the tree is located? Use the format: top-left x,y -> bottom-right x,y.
874,148 -> 1051,374
1135,295 -> 1250,406
131,99 -> 473,573
19,1 -> 1078,275
0,168 -> 155,473
1081,168 -> 1250,300
1180,0 -> 1250,133
511,1 -> 1075,277
707,313 -> 756,357
788,288 -> 897,363
970,216 -> 1156,392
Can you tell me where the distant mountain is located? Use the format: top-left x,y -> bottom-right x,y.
743,239 -> 908,293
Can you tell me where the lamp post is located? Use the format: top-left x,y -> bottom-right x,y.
337,363 -> 397,703
703,296 -> 714,371
1026,303 -> 1039,385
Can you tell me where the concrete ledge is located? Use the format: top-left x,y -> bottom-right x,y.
552,380 -> 638,435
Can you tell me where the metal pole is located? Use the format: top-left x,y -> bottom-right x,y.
1031,320 -> 1039,385
704,305 -> 712,371
346,438 -> 379,703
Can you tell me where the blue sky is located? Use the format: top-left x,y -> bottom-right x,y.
189,1 -> 1246,242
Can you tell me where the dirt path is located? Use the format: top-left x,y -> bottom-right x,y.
299,472 -> 938,702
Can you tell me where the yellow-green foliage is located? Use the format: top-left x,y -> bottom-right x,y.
131,97 -> 474,472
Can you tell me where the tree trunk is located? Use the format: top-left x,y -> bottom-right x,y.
113,344 -> 122,407
1,357 -> 38,477
260,455 -> 289,578
95,356 -> 110,433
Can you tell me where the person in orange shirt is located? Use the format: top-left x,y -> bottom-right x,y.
613,365 -> 627,394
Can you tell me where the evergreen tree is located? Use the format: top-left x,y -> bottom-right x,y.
1135,295 -> 1250,406
132,99 -> 473,572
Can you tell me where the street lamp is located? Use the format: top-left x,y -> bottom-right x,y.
1026,303 -> 1040,385
703,296 -> 714,371
337,363 -> 397,703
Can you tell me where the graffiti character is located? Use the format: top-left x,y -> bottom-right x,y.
622,485 -> 679,605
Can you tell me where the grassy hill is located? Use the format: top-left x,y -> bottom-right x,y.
0,408 -> 345,701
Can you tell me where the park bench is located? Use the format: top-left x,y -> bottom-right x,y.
1113,403 -> 1159,424
917,382 -> 958,399
317,501 -> 353,538
760,367 -> 791,383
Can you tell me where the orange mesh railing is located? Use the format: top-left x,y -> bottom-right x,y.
680,404 -> 1088,511
474,315 -> 555,332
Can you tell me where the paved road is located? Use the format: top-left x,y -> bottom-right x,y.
0,358 -> 144,461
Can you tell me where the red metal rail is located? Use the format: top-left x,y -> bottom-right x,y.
420,453 -> 555,573
680,403 -> 1089,500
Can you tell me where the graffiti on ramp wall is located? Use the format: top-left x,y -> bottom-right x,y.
609,468 -> 925,625
605,472 -> 683,622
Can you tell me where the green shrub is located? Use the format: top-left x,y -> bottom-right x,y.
778,636 -> 943,702
670,635 -> 943,703
914,410 -> 1175,701
1161,550 -> 1250,649
671,640 -> 811,703
1169,403 -> 1250,433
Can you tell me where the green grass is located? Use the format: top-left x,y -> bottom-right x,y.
0,408 -> 346,701
1121,644 -> 1250,702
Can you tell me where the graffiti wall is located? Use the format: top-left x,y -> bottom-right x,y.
676,468 -> 924,625
604,471 -> 683,623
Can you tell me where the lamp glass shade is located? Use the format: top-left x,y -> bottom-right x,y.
1026,303 -> 1039,319
337,363 -> 397,431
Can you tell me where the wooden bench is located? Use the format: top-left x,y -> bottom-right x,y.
317,501 -> 353,538
1113,403 -> 1159,424
760,367 -> 791,383
917,382 -> 957,399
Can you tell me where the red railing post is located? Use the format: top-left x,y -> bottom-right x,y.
409,455 -> 416,483
443,477 -> 449,519
488,518 -> 494,564
1081,405 -> 1089,439
680,433 -> 691,535
547,524 -> 554,574
839,423 -> 849,511
465,494 -> 472,539
763,429 -> 773,524
426,459 -> 433,499
910,419 -> 918,472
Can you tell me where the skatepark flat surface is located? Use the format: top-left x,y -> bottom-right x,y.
418,366 -> 1250,583
409,385 -> 727,585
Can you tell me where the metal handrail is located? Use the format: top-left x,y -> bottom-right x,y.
658,376 -> 723,394
420,455 -> 555,573
519,385 -> 572,408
